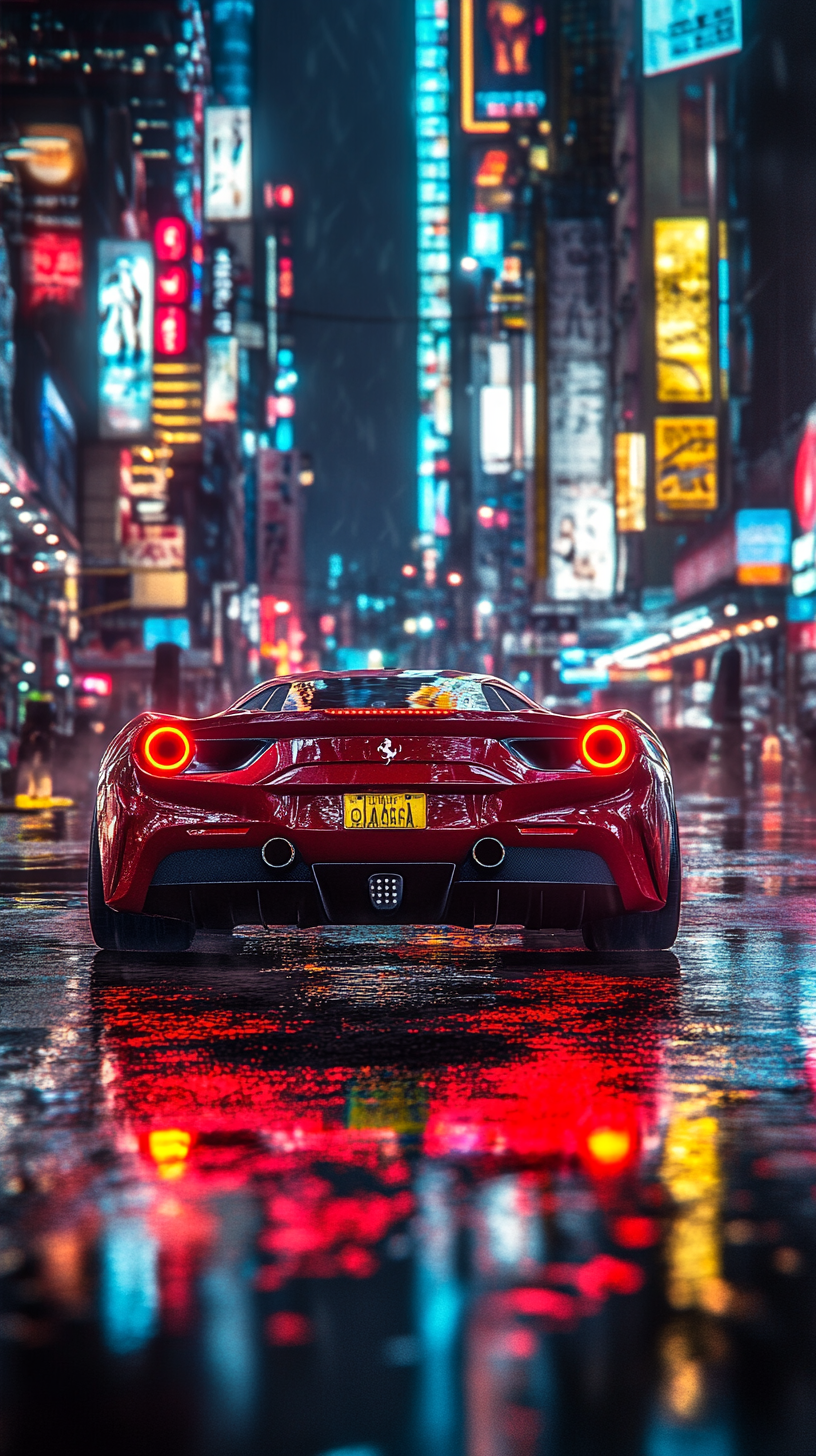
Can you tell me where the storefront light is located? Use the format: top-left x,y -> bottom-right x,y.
55,549 -> 67,562
46,534 -> 59,546
9,496 -> 23,509
18,511 -> 33,524
0,482 -> 10,495
723,603 -> 738,617
22,660 -> 35,674
32,561 -> 47,573
56,673 -> 71,689
32,522 -> 47,535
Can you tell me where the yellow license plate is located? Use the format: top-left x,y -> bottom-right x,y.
344,792 -> 426,829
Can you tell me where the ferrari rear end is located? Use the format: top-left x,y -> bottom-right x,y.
90,671 -> 680,952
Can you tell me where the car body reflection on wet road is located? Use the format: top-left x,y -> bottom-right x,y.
0,777 -> 815,1455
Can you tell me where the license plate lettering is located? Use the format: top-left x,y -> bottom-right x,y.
344,793 -> 426,829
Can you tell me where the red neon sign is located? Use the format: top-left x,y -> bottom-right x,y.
795,422 -> 816,534
155,306 -> 187,356
154,217 -> 186,262
80,673 -> 112,697
156,265 -> 188,304
274,184 -> 294,208
22,230 -> 83,313
278,259 -> 294,300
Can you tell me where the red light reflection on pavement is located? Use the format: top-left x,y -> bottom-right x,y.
93,965 -> 672,1353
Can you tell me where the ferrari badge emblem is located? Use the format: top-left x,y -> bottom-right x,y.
378,738 -> 398,764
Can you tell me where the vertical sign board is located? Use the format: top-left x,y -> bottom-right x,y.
614,432 -> 647,533
654,218 -> 712,403
460,0 -> 547,132
548,220 -> 615,601
654,416 -> 718,516
643,0 -> 742,76
204,336 -> 239,423
257,446 -> 304,613
98,240 -> 154,438
204,107 -> 252,222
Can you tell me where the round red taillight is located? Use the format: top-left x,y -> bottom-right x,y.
579,721 -> 631,773
136,722 -> 195,775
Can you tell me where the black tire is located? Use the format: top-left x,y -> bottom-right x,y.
88,809 -> 194,952
582,807 -> 681,952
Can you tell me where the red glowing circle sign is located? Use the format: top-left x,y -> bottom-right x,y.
154,217 -> 187,262
156,265 -> 188,304
155,305 -> 187,356
795,421 -> 816,533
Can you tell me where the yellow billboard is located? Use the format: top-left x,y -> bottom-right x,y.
654,219 -> 712,402
655,417 -> 718,515
614,432 -> 647,532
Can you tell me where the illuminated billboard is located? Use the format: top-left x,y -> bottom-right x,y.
655,416 -> 717,516
644,0 -> 742,77
10,125 -> 86,191
204,106 -> 252,222
614,432 -> 646,532
22,230 -> 83,314
460,0 -> 547,133
97,240 -> 154,439
735,509 -> 790,586
654,218 -> 711,403
204,336 -> 239,423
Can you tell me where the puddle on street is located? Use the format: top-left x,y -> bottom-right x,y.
0,792 -> 815,1453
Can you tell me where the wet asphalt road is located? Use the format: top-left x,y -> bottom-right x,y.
1,762 -> 816,1453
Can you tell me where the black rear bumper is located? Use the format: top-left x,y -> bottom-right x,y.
141,844 -> 624,930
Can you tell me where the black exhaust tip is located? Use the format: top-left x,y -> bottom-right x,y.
472,837 -> 506,870
262,837 -> 296,870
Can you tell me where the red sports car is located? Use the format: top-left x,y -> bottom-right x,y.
88,670 -> 680,953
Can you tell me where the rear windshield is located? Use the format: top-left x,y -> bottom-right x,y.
232,674 -> 534,714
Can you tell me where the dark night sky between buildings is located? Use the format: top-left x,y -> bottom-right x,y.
256,0 -> 418,601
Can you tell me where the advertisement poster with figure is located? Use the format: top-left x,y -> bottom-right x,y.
548,221 -> 615,600
204,106 -> 252,221
461,0 -> 547,130
97,240 -> 153,438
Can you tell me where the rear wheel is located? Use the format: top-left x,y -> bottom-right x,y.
88,810 -> 194,952
582,808 -> 681,952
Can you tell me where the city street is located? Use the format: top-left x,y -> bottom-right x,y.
0,754 -> 814,1454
